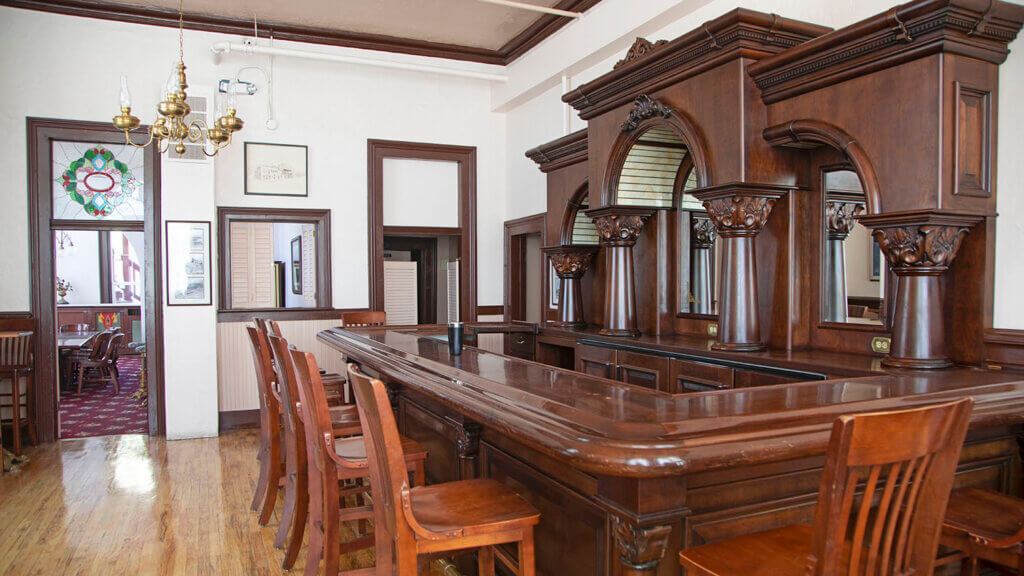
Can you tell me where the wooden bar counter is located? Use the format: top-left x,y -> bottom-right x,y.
320,324 -> 1024,576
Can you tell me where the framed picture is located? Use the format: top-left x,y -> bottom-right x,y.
870,237 -> 883,281
290,235 -> 302,295
166,220 -> 212,306
549,261 -> 559,309
244,142 -> 308,197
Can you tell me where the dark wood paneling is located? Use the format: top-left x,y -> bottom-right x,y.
615,349 -> 670,391
669,357 -> 734,393
575,342 -> 616,379
368,140 -> 477,323
218,409 -> 259,431
503,213 -> 545,323
476,305 -> 505,316
216,307 -> 366,323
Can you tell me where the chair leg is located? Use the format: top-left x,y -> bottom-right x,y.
322,504 -> 340,576
11,373 -> 22,456
25,375 -> 36,446
77,364 -> 85,394
303,518 -> 323,576
478,546 -> 495,576
518,530 -> 536,576
110,367 -> 119,395
282,468 -> 309,570
960,556 -> 980,576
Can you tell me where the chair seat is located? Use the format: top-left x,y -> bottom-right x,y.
409,478 -> 540,537
679,524 -> 819,576
944,487 -> 1024,547
333,434 -> 427,463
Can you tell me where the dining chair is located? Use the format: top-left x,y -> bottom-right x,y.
76,331 -> 122,394
940,486 -> 1024,575
0,332 -> 36,455
245,325 -> 284,526
59,323 -> 91,332
678,398 -> 974,576
256,318 -> 350,406
347,362 -> 540,576
341,311 -> 386,327
291,350 -> 428,576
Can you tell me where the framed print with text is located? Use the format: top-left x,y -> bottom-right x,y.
244,142 -> 308,197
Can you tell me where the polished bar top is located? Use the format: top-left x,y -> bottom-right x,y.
319,325 -> 1024,478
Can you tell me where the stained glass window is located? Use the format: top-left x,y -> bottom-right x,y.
52,141 -> 145,221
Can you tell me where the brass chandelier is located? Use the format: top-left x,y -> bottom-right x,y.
112,0 -> 243,156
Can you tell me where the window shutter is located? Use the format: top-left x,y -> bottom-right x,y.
229,221 -> 275,308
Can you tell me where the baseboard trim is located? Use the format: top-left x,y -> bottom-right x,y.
219,409 -> 259,432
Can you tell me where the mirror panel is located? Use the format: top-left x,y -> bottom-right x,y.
616,127 -> 689,208
821,169 -> 884,325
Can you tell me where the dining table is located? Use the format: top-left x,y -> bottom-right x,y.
57,330 -> 99,390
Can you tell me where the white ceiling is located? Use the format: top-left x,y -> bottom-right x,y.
106,0 -> 567,51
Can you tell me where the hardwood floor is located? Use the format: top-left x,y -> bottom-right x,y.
0,431 -> 444,576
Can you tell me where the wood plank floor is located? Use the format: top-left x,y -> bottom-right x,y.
0,431 -> 442,576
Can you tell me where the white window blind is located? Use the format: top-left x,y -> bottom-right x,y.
447,260 -> 460,323
301,224 -> 316,306
384,260 -> 418,325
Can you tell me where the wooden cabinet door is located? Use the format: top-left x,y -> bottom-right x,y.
615,350 -> 670,391
669,358 -> 734,394
575,344 -> 616,380
734,369 -> 803,388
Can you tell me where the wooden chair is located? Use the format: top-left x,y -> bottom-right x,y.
256,318 -> 350,406
291,350 -> 428,576
59,323 -> 90,332
347,362 -> 540,576
77,332 -> 122,394
679,398 -> 973,576
940,487 -> 1024,575
245,325 -> 284,526
0,332 -> 36,455
341,311 -> 386,327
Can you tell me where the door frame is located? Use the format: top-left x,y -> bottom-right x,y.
383,234 -> 438,324
367,140 -> 477,322
503,213 -> 546,322
27,117 -> 165,441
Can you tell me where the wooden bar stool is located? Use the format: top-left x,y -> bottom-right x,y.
347,362 -> 540,576
679,398 -> 973,576
292,350 -> 428,576
341,311 -> 386,327
940,487 -> 1024,575
267,333 -> 427,571
0,332 -> 35,456
258,318 -> 352,408
245,325 -> 285,526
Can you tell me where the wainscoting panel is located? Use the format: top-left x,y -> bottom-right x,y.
217,318 -> 348,412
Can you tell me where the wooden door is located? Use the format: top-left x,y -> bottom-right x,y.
575,343 -> 616,380
669,358 -> 734,393
615,350 -> 670,391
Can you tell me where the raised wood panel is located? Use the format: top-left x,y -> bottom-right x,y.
954,82 -> 991,198
733,369 -> 803,388
575,343 -> 615,379
215,318 -> 348,412
615,349 -> 670,391
669,357 -> 734,393
398,397 -> 460,485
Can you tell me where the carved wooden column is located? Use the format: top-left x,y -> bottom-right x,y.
690,214 -> 716,315
586,207 -> 653,337
543,245 -> 598,328
823,197 -> 864,323
453,421 -> 482,480
857,211 -> 981,369
614,517 -> 672,576
692,186 -> 784,351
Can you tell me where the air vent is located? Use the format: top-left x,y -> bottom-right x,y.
168,90 -> 212,163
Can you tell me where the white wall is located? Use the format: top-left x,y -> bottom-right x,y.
383,158 -> 460,227
54,230 -> 101,305
500,0 -> 1024,329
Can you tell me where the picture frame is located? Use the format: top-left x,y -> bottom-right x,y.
244,142 -> 308,197
166,220 -> 212,306
549,260 -> 559,309
290,235 -> 302,295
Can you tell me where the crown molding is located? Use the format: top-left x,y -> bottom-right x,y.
0,0 -> 602,65
748,0 -> 1024,104
525,128 -> 588,172
561,8 -> 831,120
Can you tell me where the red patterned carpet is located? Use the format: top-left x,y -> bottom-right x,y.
59,357 -> 147,439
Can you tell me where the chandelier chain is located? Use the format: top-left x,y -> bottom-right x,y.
178,0 -> 184,63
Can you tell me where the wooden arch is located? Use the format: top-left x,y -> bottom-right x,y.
560,181 -> 590,244
763,119 -> 883,214
602,95 -> 712,207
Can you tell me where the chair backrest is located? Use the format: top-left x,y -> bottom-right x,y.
342,311 -> 386,327
266,333 -> 306,452
808,398 -> 973,576
104,333 -> 125,363
0,333 -> 33,369
245,325 -> 281,435
88,331 -> 113,361
348,362 -> 414,546
59,323 -> 90,333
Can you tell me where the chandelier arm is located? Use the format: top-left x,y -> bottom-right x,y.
122,125 -> 158,149
186,119 -> 210,143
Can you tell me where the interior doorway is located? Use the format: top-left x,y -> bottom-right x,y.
28,118 -> 164,442
383,232 -> 460,325
504,214 -> 546,323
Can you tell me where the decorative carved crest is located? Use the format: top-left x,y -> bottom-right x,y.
614,37 -> 669,69
691,215 -> 717,248
454,421 -> 482,457
825,201 -> 864,240
614,517 -> 671,571
592,213 -> 650,245
872,224 -> 970,272
621,95 -> 673,133
549,249 -> 596,279
703,195 -> 777,237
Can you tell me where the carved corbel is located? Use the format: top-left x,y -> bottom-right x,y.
620,95 -> 673,133
452,420 -> 483,479
614,516 -> 672,575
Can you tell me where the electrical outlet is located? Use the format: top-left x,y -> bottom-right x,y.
870,336 -> 891,354
707,323 -> 718,337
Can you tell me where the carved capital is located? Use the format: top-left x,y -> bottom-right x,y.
701,195 -> 777,237
826,201 -> 864,240
546,246 -> 597,279
586,207 -> 653,246
615,37 -> 669,69
872,225 -> 970,273
453,421 -> 482,458
621,95 -> 673,132
691,214 -> 716,248
614,517 -> 672,572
